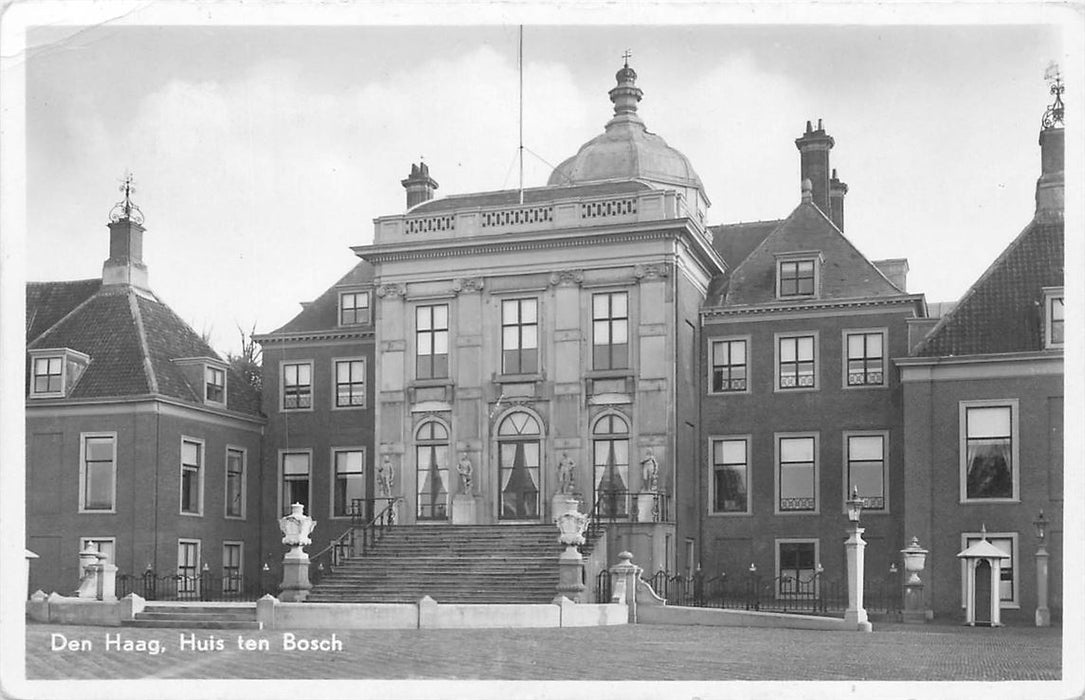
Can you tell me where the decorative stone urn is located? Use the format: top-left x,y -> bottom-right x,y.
554,510 -> 589,601
278,503 -> 316,601
900,536 -> 930,623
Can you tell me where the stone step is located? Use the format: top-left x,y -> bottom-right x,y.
122,619 -> 262,630
134,611 -> 257,622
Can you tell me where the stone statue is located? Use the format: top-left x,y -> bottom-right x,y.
457,453 -> 474,494
378,455 -> 394,497
641,448 -> 659,492
558,452 -> 576,495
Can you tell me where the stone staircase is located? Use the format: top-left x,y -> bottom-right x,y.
122,602 -> 261,629
307,523 -> 582,604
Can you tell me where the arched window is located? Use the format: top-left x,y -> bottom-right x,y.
593,413 -> 629,517
415,420 -> 449,520
497,411 -> 541,520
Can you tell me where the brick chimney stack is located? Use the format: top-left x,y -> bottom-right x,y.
401,162 -> 438,210
829,168 -> 848,231
795,119 -> 834,217
102,174 -> 150,291
1036,124 -> 1064,222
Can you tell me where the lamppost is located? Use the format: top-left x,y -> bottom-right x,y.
1033,509 -> 1051,627
844,486 -> 872,632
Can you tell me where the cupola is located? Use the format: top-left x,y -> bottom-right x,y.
102,172 -> 150,292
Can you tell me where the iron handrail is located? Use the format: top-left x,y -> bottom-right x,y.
310,497 -> 401,584
360,497 -> 401,555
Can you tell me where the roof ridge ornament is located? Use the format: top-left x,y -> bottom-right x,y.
108,171 -> 145,225
1042,62 -> 1064,129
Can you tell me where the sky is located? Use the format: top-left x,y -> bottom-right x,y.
16,6 -> 1074,355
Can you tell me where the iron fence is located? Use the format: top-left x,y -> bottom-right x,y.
116,570 -> 271,602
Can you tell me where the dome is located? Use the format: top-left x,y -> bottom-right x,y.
547,61 -> 706,196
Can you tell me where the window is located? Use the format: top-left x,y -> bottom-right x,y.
501,298 -> 539,374
845,331 -> 885,387
593,413 -> 630,518
205,365 -> 226,403
222,541 -> 243,594
710,339 -> 747,393
225,447 -> 245,518
80,433 -> 116,512
777,434 -> 817,513
845,433 -> 886,510
960,401 -> 1018,501
416,420 -> 449,520
334,359 -> 366,408
961,533 -> 1018,607
282,362 -> 313,410
32,356 -> 63,395
776,540 -> 819,597
333,449 -> 365,518
177,539 -> 200,596
1044,288 -> 1064,348
592,292 -> 628,370
180,438 -> 204,515
416,305 -> 449,379
339,291 -> 370,326
778,259 -> 816,297
777,334 -> 816,390
79,537 -> 116,565
497,411 -> 542,520
281,451 -> 311,516
711,437 -> 749,514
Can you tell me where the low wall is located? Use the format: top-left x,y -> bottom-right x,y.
639,605 -> 858,631
27,592 -> 145,627
268,602 -> 418,630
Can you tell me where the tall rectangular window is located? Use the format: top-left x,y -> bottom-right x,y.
416,305 -> 449,379
592,292 -> 628,370
962,403 -> 1016,501
180,439 -> 203,515
282,362 -> 312,410
501,298 -> 539,374
711,339 -> 747,393
32,356 -> 63,395
205,366 -> 226,403
225,447 -> 245,518
845,331 -> 885,386
711,438 -> 748,513
335,359 -> 366,408
846,433 -> 886,510
778,435 -> 816,512
333,449 -> 365,518
339,291 -> 370,326
222,542 -> 242,594
281,452 -> 311,516
778,335 -> 816,389
777,540 -> 818,597
80,433 -> 116,512
778,260 -> 816,297
177,540 -> 200,596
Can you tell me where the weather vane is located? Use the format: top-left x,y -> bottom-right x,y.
1042,61 -> 1064,129
108,171 -> 145,225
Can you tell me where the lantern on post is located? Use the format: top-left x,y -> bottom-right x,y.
844,486 -> 872,632
1033,510 -> 1051,627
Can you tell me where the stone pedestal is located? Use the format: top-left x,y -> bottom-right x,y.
635,492 -> 657,522
75,550 -> 103,599
1035,547 -> 1051,627
96,562 -> 118,601
452,494 -> 478,524
845,525 -> 872,632
902,582 -> 928,623
556,547 -> 586,602
279,550 -> 312,602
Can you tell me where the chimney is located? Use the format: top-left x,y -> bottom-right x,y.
102,174 -> 150,291
401,161 -> 438,210
794,119 -> 834,216
873,258 -> 909,292
829,168 -> 848,231
1036,66 -> 1065,221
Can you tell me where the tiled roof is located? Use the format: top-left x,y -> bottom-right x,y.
408,180 -> 652,214
914,220 -> 1063,357
26,282 -> 262,416
707,202 -> 905,307
709,220 -> 782,269
266,261 -> 375,335
25,279 -> 101,343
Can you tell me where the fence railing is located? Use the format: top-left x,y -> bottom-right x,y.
310,497 -> 401,585
116,570 -> 272,602
595,567 -> 902,617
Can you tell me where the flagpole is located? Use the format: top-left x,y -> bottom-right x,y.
518,24 -> 524,205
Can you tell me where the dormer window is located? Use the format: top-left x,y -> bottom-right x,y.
339,291 -> 370,326
28,348 -> 90,398
776,252 -> 822,300
205,366 -> 226,404
1043,287 -> 1064,349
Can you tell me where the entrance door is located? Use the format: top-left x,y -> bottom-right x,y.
974,559 -> 992,625
497,412 -> 541,520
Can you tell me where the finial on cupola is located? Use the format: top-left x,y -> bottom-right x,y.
609,49 -> 643,121
108,171 -> 145,225
103,171 -> 150,291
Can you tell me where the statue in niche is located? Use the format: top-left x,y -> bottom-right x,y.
378,455 -> 395,498
558,452 -> 576,495
457,453 -> 474,495
641,448 -> 660,492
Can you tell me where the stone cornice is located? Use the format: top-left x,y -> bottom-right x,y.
25,393 -> 266,428
254,329 -> 375,345
702,294 -> 925,320
895,350 -> 1063,382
